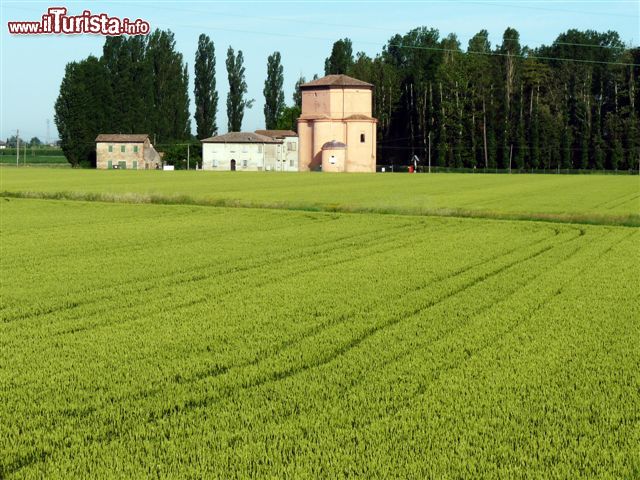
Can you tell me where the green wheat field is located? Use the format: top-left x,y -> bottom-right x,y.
1,169 -> 639,478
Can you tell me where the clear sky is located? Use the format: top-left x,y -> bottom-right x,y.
1,0 -> 638,142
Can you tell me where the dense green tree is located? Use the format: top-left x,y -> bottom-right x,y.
496,27 -> 523,169
293,76 -> 305,109
162,141 -> 202,169
179,64 -> 191,139
263,51 -> 285,130
55,29 -> 192,167
194,34 -> 218,139
317,27 -> 637,171
102,36 -> 153,134
147,29 -> 191,142
127,36 -> 154,134
466,30 -> 494,168
324,38 -> 354,75
226,46 -> 253,131
438,33 -> 464,167
382,27 -> 441,163
276,105 -> 300,132
54,56 -> 111,167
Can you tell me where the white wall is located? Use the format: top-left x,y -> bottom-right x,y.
202,142 -> 266,171
202,139 -> 299,172
282,137 -> 299,172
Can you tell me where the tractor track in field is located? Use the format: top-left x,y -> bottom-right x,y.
3,184 -> 639,477
360,228 -> 638,433
3,226 -> 568,476
330,230 -> 594,397
1,219 -> 422,325
157,226 -> 562,390
146,227 -> 581,420
2,219 -> 429,336
189,227 -> 628,436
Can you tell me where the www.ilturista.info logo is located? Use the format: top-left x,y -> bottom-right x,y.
7,7 -> 151,35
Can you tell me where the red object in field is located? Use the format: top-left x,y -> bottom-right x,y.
408,166 -> 414,173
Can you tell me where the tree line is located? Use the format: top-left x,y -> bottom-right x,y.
3,136 -> 47,148
55,27 -> 638,171
326,29 -> 639,171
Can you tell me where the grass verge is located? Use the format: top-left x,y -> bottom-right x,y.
2,189 -> 638,227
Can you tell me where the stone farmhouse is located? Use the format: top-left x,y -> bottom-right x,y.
95,134 -> 162,169
297,74 -> 377,172
201,131 -> 299,172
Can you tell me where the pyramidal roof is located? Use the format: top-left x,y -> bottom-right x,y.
299,74 -> 373,89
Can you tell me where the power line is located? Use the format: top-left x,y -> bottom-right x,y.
138,4 -> 633,51
462,32 -> 627,51
457,0 -> 637,19
148,20 -> 640,67
386,42 -> 638,67
6,2 -> 637,52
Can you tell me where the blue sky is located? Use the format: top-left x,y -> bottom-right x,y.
1,0 -> 638,142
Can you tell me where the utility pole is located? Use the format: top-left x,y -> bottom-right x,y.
187,144 -> 190,170
46,119 -> 50,145
428,132 -> 431,173
16,129 -> 19,167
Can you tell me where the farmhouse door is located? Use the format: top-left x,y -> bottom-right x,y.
230,159 -> 236,171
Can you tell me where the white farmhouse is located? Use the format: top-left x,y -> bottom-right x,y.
201,131 -> 298,172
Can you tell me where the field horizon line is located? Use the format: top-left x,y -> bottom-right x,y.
2,189 -> 639,228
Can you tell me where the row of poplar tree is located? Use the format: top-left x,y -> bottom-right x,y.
54,30 -> 267,167
55,27 -> 638,170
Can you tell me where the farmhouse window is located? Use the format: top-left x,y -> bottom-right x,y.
287,142 -> 297,151
108,145 -> 113,152
120,145 -> 126,153
289,159 -> 294,167
360,133 -> 365,143
242,159 -> 248,168
258,145 -> 263,153
133,146 -> 139,153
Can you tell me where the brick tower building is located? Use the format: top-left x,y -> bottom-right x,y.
297,74 -> 377,172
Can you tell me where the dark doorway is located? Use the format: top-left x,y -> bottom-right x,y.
230,159 -> 236,171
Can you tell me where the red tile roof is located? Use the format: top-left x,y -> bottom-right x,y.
255,130 -> 297,139
300,74 -> 373,89
96,134 -> 149,143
